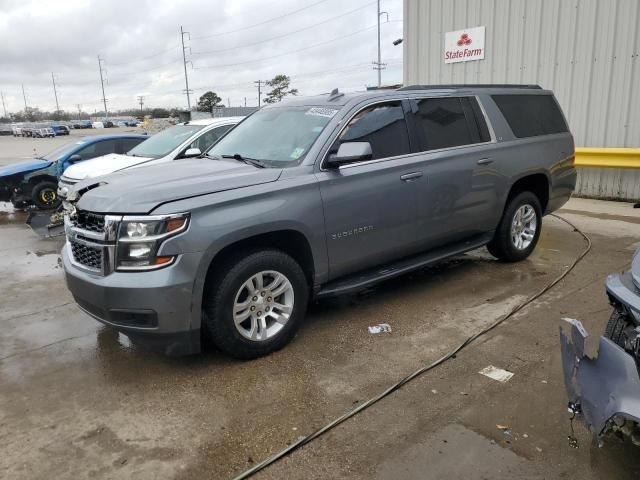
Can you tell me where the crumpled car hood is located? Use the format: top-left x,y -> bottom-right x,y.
0,159 -> 51,177
74,158 -> 282,214
62,153 -> 153,180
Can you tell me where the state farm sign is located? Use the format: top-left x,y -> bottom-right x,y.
444,26 -> 485,64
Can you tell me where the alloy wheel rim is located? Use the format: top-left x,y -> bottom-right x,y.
233,270 -> 294,342
510,204 -> 537,250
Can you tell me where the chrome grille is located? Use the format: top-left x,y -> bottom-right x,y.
70,240 -> 103,271
75,210 -> 105,233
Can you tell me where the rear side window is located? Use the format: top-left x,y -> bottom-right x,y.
120,138 -> 145,153
492,94 -> 568,138
409,97 -> 490,151
331,101 -> 411,160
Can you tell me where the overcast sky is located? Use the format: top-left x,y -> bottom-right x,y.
0,0 -> 403,114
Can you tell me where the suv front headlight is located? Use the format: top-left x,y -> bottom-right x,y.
116,213 -> 189,271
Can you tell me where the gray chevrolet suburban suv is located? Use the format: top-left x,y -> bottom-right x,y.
62,85 -> 576,358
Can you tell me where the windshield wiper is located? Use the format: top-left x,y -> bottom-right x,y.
221,154 -> 267,169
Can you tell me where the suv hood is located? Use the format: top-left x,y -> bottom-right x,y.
73,158 -> 283,214
0,158 -> 51,177
63,153 -> 153,181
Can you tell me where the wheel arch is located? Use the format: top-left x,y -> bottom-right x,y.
191,227 -> 316,331
505,172 -> 550,214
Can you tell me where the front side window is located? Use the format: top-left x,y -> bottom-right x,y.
120,137 -> 145,153
75,140 -> 117,160
208,106 -> 337,167
330,101 -> 410,160
127,124 -> 204,159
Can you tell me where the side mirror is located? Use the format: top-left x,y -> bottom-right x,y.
326,142 -> 372,168
68,154 -> 82,163
183,147 -> 202,158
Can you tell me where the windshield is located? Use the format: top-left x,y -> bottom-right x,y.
126,124 -> 204,158
207,106 -> 338,167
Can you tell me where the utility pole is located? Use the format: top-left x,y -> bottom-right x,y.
244,97 -> 247,107
51,72 -> 61,115
76,103 -> 82,120
21,84 -> 28,110
373,0 -> 389,87
97,56 -> 108,118
137,95 -> 145,114
180,26 -> 193,110
254,80 -> 265,108
1,92 -> 7,118
227,97 -> 230,108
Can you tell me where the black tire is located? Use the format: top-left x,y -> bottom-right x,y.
604,308 -> 631,350
32,180 -> 61,210
487,191 -> 542,262
203,249 -> 309,359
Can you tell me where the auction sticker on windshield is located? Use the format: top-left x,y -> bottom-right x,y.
305,107 -> 338,118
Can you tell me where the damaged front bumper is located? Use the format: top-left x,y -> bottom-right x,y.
560,317 -> 640,442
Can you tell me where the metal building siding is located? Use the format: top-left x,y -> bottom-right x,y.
403,0 -> 640,148
404,0 -> 640,200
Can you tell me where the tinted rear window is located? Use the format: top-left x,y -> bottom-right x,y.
492,94 -> 568,138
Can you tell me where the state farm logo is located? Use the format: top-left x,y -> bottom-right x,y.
444,26 -> 485,63
457,33 -> 472,47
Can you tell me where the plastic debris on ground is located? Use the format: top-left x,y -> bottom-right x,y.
479,365 -> 514,383
368,323 -> 392,334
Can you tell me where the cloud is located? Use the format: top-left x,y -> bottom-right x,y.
0,0 -> 403,113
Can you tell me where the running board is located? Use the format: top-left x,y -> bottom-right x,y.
316,233 -> 493,298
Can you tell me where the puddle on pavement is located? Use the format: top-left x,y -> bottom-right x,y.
375,423 -> 540,479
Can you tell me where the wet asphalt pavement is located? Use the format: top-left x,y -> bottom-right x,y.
1,196 -> 640,480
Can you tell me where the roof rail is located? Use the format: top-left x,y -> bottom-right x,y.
397,84 -> 542,91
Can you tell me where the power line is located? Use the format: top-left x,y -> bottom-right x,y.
97,56 -> 108,118
196,23 -> 379,70
192,1 -> 376,56
180,25 -> 194,110
107,45 -> 180,67
191,0 -> 333,40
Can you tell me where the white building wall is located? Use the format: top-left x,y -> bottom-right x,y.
403,0 -> 640,200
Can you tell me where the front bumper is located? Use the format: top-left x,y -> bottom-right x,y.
57,177 -> 77,199
62,244 -> 202,355
559,318 -> 640,439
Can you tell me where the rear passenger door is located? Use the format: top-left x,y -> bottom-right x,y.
316,100 -> 426,279
406,96 -> 500,246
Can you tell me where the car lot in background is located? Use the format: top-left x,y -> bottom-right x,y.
0,131 -> 147,209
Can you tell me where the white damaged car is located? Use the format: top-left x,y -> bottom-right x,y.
57,116 -> 243,198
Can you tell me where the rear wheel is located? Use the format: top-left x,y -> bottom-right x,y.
32,181 -> 60,210
203,249 -> 309,359
487,191 -> 542,262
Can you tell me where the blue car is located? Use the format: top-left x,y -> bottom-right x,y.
0,134 -> 147,209
51,125 -> 70,136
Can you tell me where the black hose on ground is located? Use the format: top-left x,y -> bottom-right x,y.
232,214 -> 592,480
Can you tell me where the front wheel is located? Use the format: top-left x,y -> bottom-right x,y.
487,191 -> 542,262
203,250 -> 309,359
32,181 -> 61,210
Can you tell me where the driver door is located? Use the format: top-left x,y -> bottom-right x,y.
316,101 -> 425,280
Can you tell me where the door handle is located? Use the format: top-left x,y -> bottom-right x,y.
400,172 -> 423,181
477,158 -> 494,166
